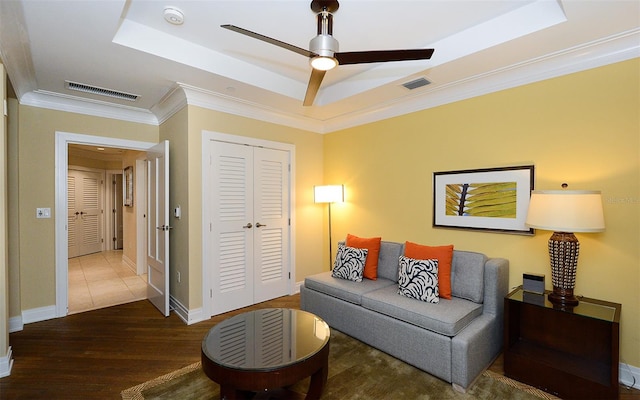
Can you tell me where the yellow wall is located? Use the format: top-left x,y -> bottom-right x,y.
324,59 -> 640,367
163,106 -> 325,310
13,106 -> 157,312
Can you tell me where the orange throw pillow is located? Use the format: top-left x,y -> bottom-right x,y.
404,241 -> 454,299
346,234 -> 382,280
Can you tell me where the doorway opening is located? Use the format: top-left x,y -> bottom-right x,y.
66,146 -> 146,314
55,132 -> 156,318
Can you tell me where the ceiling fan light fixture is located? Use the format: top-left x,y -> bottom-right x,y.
310,56 -> 338,71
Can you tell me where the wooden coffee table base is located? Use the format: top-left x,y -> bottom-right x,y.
202,339 -> 330,400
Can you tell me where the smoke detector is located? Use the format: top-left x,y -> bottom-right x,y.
164,7 -> 184,25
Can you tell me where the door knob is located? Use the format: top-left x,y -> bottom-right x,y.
243,223 -> 253,229
256,222 -> 267,228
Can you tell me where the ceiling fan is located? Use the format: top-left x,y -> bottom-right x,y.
222,0 -> 434,106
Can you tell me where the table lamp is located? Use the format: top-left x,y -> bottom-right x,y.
525,189 -> 605,306
314,185 -> 344,270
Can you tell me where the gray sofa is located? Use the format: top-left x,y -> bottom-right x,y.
300,240 -> 509,391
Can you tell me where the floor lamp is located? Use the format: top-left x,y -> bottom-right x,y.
314,185 -> 344,270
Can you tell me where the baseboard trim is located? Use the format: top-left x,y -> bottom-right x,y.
169,295 -> 203,325
0,346 -> 14,378
22,305 -> 57,324
620,362 -> 640,390
8,315 -> 23,333
122,254 -> 136,273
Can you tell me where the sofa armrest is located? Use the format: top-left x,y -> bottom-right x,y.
451,313 -> 501,390
482,258 -> 509,318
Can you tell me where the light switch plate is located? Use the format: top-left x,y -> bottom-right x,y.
36,207 -> 51,218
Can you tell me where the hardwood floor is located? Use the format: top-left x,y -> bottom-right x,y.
1,295 -> 638,399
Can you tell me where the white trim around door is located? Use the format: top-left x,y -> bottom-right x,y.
201,131 -> 296,320
55,132 -> 157,318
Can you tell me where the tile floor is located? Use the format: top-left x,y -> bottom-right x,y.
68,250 -> 148,315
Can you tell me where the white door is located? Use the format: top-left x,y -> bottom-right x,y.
146,140 -> 170,316
253,147 -> 290,303
68,169 -> 103,258
208,141 -> 290,315
210,142 -> 255,314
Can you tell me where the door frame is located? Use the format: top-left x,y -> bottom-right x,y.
201,130 -> 296,320
105,169 -> 122,252
54,131 -> 157,318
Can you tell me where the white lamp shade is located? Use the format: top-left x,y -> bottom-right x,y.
525,190 -> 605,232
314,185 -> 344,203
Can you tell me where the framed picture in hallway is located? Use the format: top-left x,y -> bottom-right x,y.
124,166 -> 134,207
433,165 -> 534,235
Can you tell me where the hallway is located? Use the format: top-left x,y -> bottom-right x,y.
68,250 -> 147,314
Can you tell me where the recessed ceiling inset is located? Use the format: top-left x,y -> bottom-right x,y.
222,0 -> 434,106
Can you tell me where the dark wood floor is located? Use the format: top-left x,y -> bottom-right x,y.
1,295 -> 638,399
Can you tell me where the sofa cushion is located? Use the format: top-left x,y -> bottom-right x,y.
451,251 -> 487,303
332,244 -> 367,282
305,271 -> 396,305
346,234 -> 381,280
397,256 -> 439,303
377,241 -> 404,282
404,242 -> 454,299
361,285 -> 483,337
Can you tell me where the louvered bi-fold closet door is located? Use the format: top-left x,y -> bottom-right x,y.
210,142 -> 256,314
68,169 -> 103,258
252,147 -> 289,303
209,142 -> 290,315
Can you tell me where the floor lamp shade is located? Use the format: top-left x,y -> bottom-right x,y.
526,190 -> 605,306
314,185 -> 344,204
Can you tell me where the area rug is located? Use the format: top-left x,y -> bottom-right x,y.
122,330 -> 560,400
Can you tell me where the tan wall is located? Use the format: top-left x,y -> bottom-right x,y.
67,154 -> 121,171
159,107 -> 189,305
122,150 -> 145,266
14,106 -> 157,313
0,62 -> 8,364
166,106 -> 325,310
324,59 -> 640,367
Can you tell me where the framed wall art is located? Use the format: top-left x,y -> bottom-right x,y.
124,166 -> 134,207
433,165 -> 534,235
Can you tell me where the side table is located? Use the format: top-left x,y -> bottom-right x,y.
504,286 -> 621,400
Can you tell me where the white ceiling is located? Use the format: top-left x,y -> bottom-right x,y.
0,0 -> 638,133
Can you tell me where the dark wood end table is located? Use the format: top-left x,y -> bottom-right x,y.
201,308 -> 330,400
504,286 -> 621,400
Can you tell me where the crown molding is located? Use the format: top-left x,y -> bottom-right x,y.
19,91 -> 158,125
177,83 -> 324,133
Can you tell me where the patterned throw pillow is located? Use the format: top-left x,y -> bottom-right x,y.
397,256 -> 439,303
332,244 -> 368,282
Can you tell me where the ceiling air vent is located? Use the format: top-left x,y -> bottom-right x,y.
402,77 -> 431,90
65,81 -> 140,102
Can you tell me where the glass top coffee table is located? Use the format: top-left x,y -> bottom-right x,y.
201,308 -> 331,400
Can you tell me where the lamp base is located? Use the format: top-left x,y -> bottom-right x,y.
548,286 -> 579,306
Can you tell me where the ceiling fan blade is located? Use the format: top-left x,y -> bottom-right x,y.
335,49 -> 434,65
221,24 -> 314,58
303,69 -> 326,106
